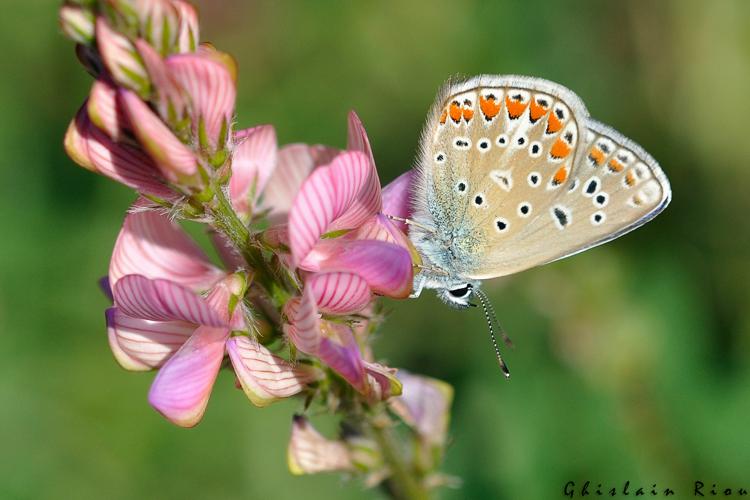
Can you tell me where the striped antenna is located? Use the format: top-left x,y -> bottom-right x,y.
474,288 -> 512,379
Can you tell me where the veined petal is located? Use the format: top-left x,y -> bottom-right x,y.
363,362 -> 402,401
262,144 -> 338,222
76,107 -> 175,197
136,0 -> 179,55
64,105 -> 95,172
288,415 -> 353,475
113,275 -> 225,326
173,1 -> 199,52
95,17 -> 149,94
283,287 -> 321,355
106,307 -> 194,371
148,326 -> 229,427
307,272 -> 371,315
288,151 -> 378,265
135,39 -> 185,121
351,215 -> 422,268
346,110 -> 375,166
301,239 -> 413,299
166,53 -> 236,150
227,336 -> 319,407
318,322 -> 367,393
229,125 -> 278,217
88,79 -> 125,140
381,170 -> 414,232
59,5 -> 95,45
118,89 -> 199,185
109,207 -> 222,290
390,372 -> 454,448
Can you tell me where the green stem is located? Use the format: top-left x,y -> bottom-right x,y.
370,415 -> 430,500
208,185 -> 288,305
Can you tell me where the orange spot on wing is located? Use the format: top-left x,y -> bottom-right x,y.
462,107 -> 474,122
479,95 -> 501,120
552,165 -> 568,185
608,158 -> 624,172
505,95 -> 528,119
529,99 -> 549,122
550,138 -> 572,159
546,112 -> 563,134
589,147 -> 605,166
449,102 -> 462,123
625,170 -> 636,187
439,110 -> 447,125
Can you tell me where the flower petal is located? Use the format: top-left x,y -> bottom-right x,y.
307,272 -> 371,315
381,170 -> 414,232
148,326 -> 229,427
95,17 -> 149,94
64,105 -> 96,172
106,307 -> 194,371
208,230 -> 244,271
318,323 -> 367,393
109,206 -> 222,290
166,53 -> 236,150
346,110 -> 375,166
59,5 -> 95,45
262,144 -> 338,222
227,336 -> 319,407
288,151 -> 379,265
135,39 -> 186,121
283,286 -> 321,355
229,125 -> 278,217
87,78 -> 125,140
136,0 -> 180,55
390,372 -> 454,447
174,1 -> 199,52
204,274 -> 246,329
288,415 -> 353,475
363,362 -> 402,401
301,239 -> 413,298
113,275 -> 225,326
118,88 -> 199,184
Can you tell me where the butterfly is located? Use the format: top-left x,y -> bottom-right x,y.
401,75 -> 671,376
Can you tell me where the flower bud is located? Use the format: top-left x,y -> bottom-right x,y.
59,4 -> 95,45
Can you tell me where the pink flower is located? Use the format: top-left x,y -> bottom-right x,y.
106,203 -> 318,426
64,34 -> 236,194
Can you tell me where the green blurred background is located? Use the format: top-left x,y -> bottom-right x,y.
2,1 -> 749,498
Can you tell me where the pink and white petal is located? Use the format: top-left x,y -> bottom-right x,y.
288,151 -> 376,265
346,110 -> 375,166
301,240 -> 413,299
229,125 -> 278,216
118,89 -> 199,184
381,170 -> 414,232
166,53 -> 236,149
363,362 -> 402,401
84,115 -> 175,197
109,207 -> 222,289
95,18 -> 148,93
326,150 -> 382,232
173,0 -> 199,52
135,39 -> 185,120
318,322 -> 367,393
227,336 -> 319,407
389,371 -> 454,447
288,415 -> 353,475
204,274 -> 246,329
262,144 -> 338,222
87,78 -> 125,140
106,307 -> 194,371
113,275 -> 225,326
136,0 -> 179,55
148,326 -> 229,427
283,287 -> 321,355
307,272 -> 371,315
64,105 -> 96,172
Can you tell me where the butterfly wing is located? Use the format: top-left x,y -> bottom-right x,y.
411,75 -> 671,281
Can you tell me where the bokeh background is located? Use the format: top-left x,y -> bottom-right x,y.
2,1 -> 749,498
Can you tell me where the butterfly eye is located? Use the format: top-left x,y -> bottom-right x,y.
448,284 -> 472,298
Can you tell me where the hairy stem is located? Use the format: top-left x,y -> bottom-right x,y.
370,414 -> 430,500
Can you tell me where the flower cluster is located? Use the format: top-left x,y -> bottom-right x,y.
60,1 -> 453,497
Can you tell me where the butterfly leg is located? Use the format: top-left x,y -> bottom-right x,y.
410,275 -> 426,298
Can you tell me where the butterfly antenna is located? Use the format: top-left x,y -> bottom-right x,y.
474,288 -> 513,379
